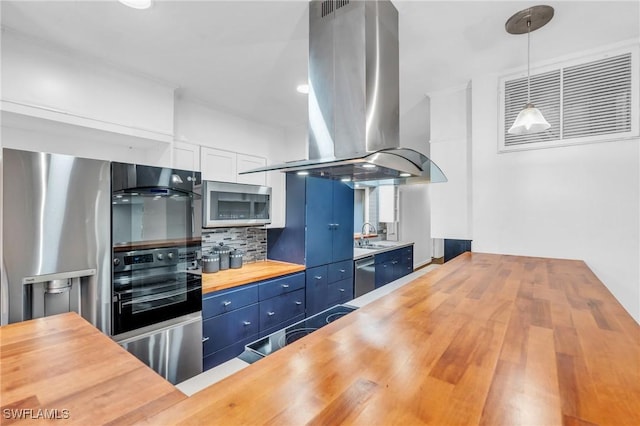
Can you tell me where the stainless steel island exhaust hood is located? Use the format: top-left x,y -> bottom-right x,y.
241,0 -> 446,187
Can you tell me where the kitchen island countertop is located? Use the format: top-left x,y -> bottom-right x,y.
2,253 -> 639,425
0,313 -> 186,425
143,252 -> 640,425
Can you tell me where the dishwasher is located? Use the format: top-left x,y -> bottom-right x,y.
354,256 -> 376,298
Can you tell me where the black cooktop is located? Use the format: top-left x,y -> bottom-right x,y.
240,305 -> 357,363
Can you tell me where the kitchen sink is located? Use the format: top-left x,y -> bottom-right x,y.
355,243 -> 393,250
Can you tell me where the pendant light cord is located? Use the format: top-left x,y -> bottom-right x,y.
527,18 -> 531,104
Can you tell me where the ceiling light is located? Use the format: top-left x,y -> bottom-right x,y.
341,177 -> 351,182
506,5 -> 553,135
118,0 -> 152,10
296,84 -> 309,94
399,173 -> 411,177
361,163 -> 376,169
297,171 -> 309,176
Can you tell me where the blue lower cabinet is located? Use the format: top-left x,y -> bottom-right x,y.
202,272 -> 309,371
203,285 -> 258,319
375,260 -> 394,288
202,303 -> 260,355
203,333 -> 260,371
328,260 -> 353,283
259,289 -> 305,330
306,261 -> 354,316
327,278 -> 353,306
306,265 -> 329,316
258,272 -> 305,300
374,245 -> 414,288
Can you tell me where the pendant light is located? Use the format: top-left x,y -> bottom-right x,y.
506,5 -> 554,135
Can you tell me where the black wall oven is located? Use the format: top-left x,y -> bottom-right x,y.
112,246 -> 201,335
111,162 -> 203,384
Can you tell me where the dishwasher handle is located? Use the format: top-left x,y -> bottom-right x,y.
356,256 -> 375,268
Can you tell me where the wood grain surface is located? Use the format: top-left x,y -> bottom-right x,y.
2,253 -> 638,425
142,252 -> 640,425
0,313 -> 186,425
202,260 -> 305,294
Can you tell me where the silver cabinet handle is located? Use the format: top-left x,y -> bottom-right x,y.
202,337 -> 210,343
334,223 -> 339,228
392,260 -> 398,264
295,301 -> 302,305
267,311 -> 275,316
223,301 -> 232,307
281,284 -> 290,288
339,288 -> 345,292
314,276 -> 323,280
339,269 -> 345,273
243,321 -> 251,326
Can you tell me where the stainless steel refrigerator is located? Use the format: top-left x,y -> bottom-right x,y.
1,148 -> 111,333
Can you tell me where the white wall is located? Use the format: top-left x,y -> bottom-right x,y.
1,31 -> 175,138
429,84 -> 473,240
399,95 -> 433,265
1,31 -> 175,165
471,72 -> 640,323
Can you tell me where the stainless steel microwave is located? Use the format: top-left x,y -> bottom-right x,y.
203,181 -> 272,228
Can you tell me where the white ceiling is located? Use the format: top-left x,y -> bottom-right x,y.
1,1 -> 638,131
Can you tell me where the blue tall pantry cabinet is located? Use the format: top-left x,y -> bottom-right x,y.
267,174 -> 355,316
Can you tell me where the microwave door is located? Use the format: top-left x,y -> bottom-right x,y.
203,181 -> 272,228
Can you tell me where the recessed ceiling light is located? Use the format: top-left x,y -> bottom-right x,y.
296,84 -> 309,94
118,0 -> 152,10
340,177 -> 351,182
361,163 -> 376,169
297,171 -> 309,176
399,173 -> 411,177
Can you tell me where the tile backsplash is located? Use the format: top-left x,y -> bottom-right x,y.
202,227 -> 267,263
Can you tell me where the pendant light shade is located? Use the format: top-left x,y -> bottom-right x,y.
508,103 -> 550,135
506,5 -> 554,136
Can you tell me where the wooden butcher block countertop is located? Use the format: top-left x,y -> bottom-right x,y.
0,313 -> 186,425
201,260 -> 305,294
141,252 -> 640,425
2,253 -> 639,425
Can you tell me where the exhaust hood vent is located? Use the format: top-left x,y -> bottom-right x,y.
241,0 -> 447,187
322,0 -> 350,18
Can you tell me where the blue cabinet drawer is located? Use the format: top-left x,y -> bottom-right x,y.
202,303 -> 259,355
258,272 -> 305,301
259,289 -> 305,330
203,333 -> 259,371
328,260 -> 353,283
203,285 -> 258,319
306,265 -> 328,316
327,278 -> 353,306
374,251 -> 392,265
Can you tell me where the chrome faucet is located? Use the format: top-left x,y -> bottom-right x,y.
360,222 -> 377,246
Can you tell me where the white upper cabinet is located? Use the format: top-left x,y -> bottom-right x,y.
236,153 -> 267,186
378,185 -> 398,223
200,147 -> 266,186
173,141 -> 200,172
200,147 -> 238,182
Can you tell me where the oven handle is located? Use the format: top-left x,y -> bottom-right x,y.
119,285 -> 201,308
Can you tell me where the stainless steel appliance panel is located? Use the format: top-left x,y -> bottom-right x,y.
1,149 -> 111,332
355,256 -> 375,298
203,181 -> 271,228
118,313 -> 203,385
